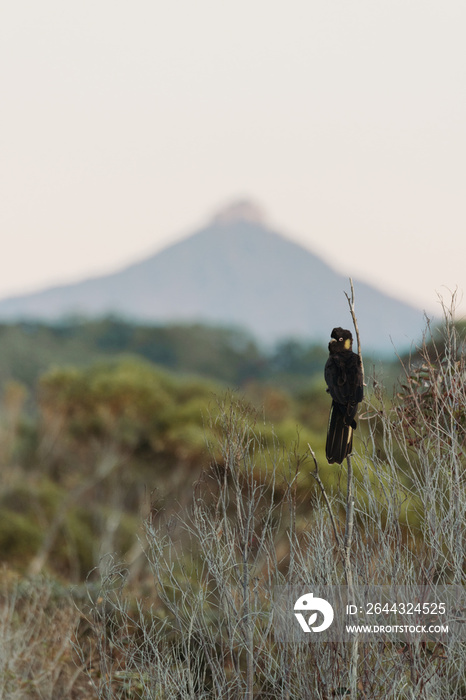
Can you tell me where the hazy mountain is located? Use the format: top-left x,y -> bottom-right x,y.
0,202 -> 425,352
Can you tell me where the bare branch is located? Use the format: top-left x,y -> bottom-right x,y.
344,277 -> 365,382
308,443 -> 342,551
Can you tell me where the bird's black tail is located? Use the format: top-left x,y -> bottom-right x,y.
326,403 -> 353,464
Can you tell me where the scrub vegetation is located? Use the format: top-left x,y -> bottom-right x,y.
0,304 -> 465,698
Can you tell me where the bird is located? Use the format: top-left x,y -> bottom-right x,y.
324,327 -> 364,464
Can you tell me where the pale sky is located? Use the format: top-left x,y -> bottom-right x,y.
1,1 -> 465,318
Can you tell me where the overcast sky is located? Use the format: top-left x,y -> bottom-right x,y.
1,1 -> 465,318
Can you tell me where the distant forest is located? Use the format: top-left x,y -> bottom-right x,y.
0,318 -> 336,392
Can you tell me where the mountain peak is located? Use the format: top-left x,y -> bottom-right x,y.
211,199 -> 266,226
0,200 -> 425,351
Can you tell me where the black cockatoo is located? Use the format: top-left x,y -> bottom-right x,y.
324,327 -> 364,464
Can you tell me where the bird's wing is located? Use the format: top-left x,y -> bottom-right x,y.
325,356 -> 349,404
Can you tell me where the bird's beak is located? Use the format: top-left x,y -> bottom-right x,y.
329,338 -> 336,343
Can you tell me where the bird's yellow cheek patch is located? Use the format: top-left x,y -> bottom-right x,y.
344,339 -> 351,350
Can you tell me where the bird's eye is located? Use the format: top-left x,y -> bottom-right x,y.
339,337 -> 343,342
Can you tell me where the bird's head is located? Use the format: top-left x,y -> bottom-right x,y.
328,327 -> 353,352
